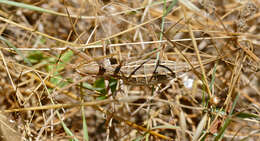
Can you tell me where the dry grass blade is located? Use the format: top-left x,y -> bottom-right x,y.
0,99 -> 114,113
97,107 -> 174,140
192,113 -> 208,141
179,0 -> 201,13
0,36 -> 236,51
0,114 -> 21,141
180,110 -> 188,141
0,0 -> 259,140
0,16 -> 76,46
183,6 -> 212,97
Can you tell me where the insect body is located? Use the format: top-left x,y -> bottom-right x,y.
77,58 -> 216,85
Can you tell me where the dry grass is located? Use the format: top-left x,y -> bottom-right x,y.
0,0 -> 259,140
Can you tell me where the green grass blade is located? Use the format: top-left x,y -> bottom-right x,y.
235,112 -> 259,119
81,106 -> 89,141
159,0 -> 167,41
57,50 -> 74,71
214,93 -> 240,141
213,118 -> 231,141
157,0 -> 178,60
48,50 -> 73,87
210,62 -> 218,92
160,0 -> 178,39
56,111 -> 79,141
0,36 -> 32,66
163,0 -> 178,17
230,93 -> 240,115
0,0 -> 60,15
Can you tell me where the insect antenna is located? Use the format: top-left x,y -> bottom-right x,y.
158,64 -> 176,78
149,59 -> 160,82
127,59 -> 150,78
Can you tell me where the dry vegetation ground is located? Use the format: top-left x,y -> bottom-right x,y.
0,0 -> 259,140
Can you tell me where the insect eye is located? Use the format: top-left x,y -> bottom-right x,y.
109,58 -> 118,65
114,65 -> 121,75
98,66 -> 106,75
